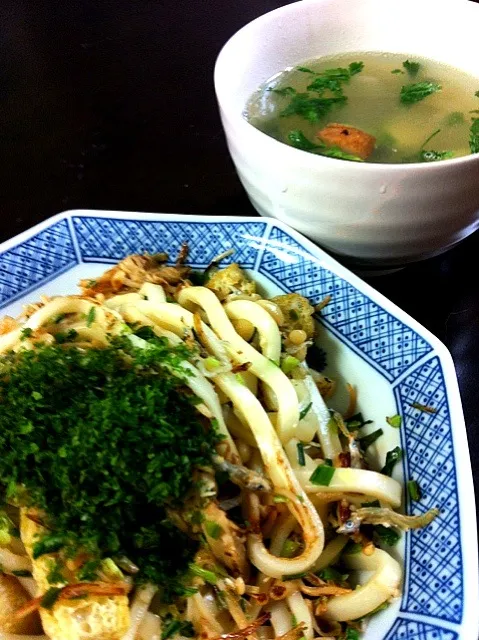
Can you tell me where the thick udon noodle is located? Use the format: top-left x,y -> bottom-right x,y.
0,273 -> 410,640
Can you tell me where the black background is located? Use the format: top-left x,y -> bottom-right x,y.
1,0 -> 478,532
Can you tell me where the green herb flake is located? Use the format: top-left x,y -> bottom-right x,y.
40,587 -> 62,610
86,307 -> 96,327
268,86 -> 297,97
391,69 -> 404,75
381,446 -> 403,477
346,629 -> 360,640
297,67 -> 314,73
76,559 -> 100,582
400,81 -> 441,105
320,146 -> 363,162
403,59 -> 420,75
281,93 -> 347,123
52,313 -> 67,324
20,328 -> 33,340
288,129 -> 321,151
161,618 -> 195,640
297,442 -> 306,467
309,464 -> 335,486
204,520 -> 223,540
358,428 -> 383,451
19,421 -> 34,435
299,402 -> 312,421
475,90 -> 479,98
349,61 -> 364,76
420,149 -> 453,162
33,533 -> 66,559
46,559 -> 65,585
373,524 -> 401,546
273,494 -> 289,503
386,414 -> 402,429
0,337 -> 222,588
306,62 -> 363,95
407,479 -> 422,501
470,118 -> 479,154
54,329 -> 78,344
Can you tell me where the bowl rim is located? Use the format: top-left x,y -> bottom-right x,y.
214,0 -> 479,171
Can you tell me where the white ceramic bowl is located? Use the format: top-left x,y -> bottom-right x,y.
214,0 -> 479,268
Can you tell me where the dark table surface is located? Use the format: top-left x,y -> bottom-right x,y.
1,0 -> 478,527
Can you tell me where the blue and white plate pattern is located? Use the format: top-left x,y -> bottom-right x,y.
0,210 -> 476,640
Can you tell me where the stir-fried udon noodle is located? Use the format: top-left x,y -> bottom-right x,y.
0,249 -> 438,640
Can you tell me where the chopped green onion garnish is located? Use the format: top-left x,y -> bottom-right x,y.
344,541 -> 362,554
12,569 -> 32,577
33,533 -> 66,559
281,355 -> 300,374
407,479 -> 421,501
309,464 -> 335,486
299,402 -> 313,421
273,494 -> 289,503
40,587 -> 62,610
189,563 -> 217,585
358,428 -> 383,451
373,524 -> 400,546
100,558 -> 123,580
204,520 -> 223,539
316,566 -> 348,582
386,414 -> 402,428
381,446 -> 403,477
281,539 -> 300,558
345,412 -> 373,431
297,442 -> 306,466
361,499 -> 380,508
86,306 -> 96,327
204,357 -> 221,372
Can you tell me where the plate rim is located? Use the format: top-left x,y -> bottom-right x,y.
1,207 -> 477,638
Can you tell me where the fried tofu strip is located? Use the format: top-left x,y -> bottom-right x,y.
20,511 -> 130,640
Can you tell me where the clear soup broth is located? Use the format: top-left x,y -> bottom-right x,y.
246,52 -> 479,163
